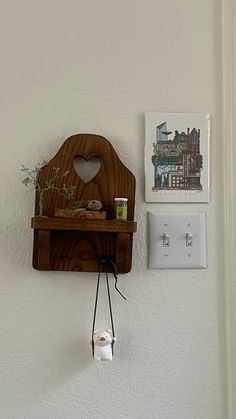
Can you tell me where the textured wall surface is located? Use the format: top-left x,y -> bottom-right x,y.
0,1 -> 226,418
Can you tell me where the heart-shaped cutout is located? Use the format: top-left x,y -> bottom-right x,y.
73,155 -> 101,184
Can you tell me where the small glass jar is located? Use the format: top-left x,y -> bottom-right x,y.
114,197 -> 128,221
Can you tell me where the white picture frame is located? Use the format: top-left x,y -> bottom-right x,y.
145,112 -> 210,203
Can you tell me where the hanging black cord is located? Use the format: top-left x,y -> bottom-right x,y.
91,271 -> 116,357
102,257 -> 127,300
80,254 -> 127,300
106,272 -> 115,354
113,271 -> 127,301
91,258 -> 126,358
91,272 -> 100,357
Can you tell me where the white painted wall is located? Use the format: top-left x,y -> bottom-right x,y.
0,1 -> 226,418
222,0 -> 236,417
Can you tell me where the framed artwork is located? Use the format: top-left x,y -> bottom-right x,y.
145,112 -> 211,203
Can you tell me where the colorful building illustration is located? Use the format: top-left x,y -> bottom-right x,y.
152,122 -> 203,190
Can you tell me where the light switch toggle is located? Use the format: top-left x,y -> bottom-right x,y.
148,212 -> 207,269
163,233 -> 170,247
186,233 -> 193,247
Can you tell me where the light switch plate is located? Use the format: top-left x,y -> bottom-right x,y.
148,212 -> 207,269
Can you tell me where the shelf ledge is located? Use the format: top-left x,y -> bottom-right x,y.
31,217 -> 137,233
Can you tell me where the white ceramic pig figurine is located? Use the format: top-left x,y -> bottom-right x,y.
93,329 -> 116,361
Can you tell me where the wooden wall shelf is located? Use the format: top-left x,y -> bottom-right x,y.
32,217 -> 137,233
31,134 -> 136,273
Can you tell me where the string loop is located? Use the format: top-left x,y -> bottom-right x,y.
91,259 -> 126,357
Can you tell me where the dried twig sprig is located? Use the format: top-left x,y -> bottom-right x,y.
21,162 -> 76,217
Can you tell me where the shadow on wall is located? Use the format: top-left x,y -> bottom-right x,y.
29,337 -> 91,397
44,337 -> 91,386
2,336 -> 93,409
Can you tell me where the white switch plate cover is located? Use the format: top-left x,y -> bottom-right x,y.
148,212 -> 207,269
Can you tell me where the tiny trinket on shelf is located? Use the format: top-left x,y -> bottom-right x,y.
54,199 -> 107,219
114,197 -> 128,221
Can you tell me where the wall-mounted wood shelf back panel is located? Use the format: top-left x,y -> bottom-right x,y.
32,134 -> 136,273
